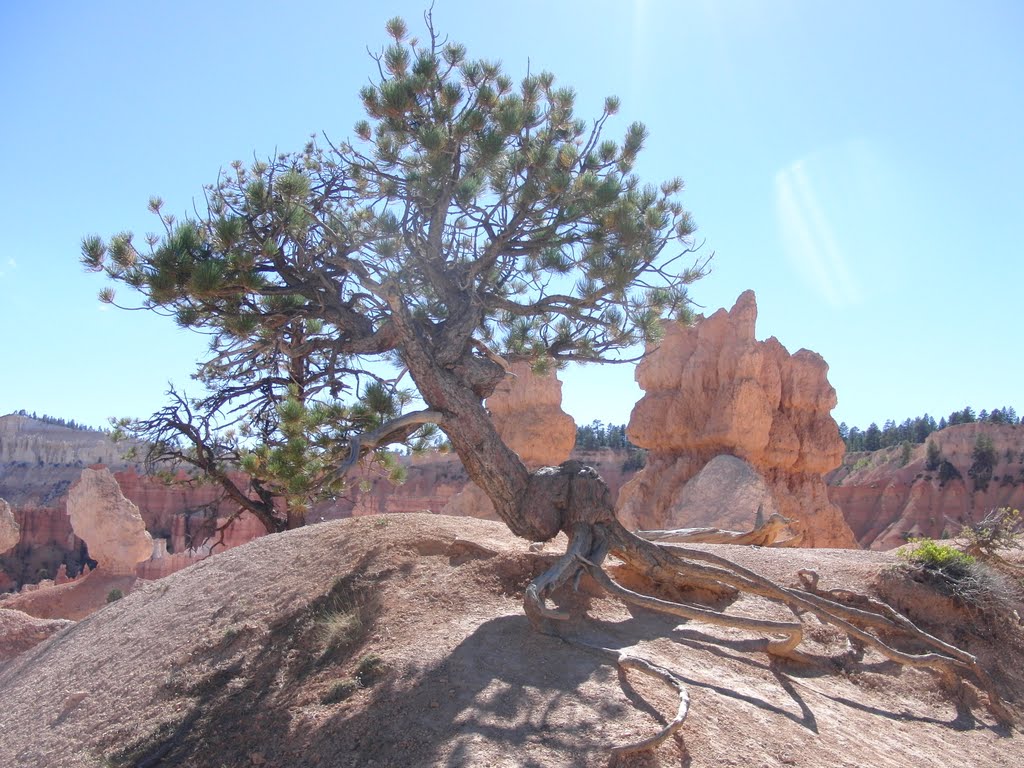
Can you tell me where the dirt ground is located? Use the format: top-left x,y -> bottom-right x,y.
0,513 -> 1021,767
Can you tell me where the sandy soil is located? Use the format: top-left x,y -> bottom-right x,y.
0,513 -> 1021,767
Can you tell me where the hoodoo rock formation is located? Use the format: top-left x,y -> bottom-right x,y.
0,499 -> 19,554
66,468 -> 153,574
617,290 -> 857,547
443,359 -> 576,520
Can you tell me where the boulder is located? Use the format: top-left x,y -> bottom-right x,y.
618,290 -> 856,547
632,454 -> 780,533
0,498 -> 19,554
67,468 -> 153,573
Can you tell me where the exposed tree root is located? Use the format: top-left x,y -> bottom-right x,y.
522,462 -> 1015,754
612,654 -> 690,755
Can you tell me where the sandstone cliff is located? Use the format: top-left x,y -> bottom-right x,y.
618,291 -> 856,547
827,422 -> 1024,549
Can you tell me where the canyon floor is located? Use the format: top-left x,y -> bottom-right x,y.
1,513 -> 1022,767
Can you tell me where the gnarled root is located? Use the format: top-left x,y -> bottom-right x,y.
612,654 -> 690,756
521,463 -> 1014,756
610,523 -> 1014,726
524,523 -> 607,628
525,523 -> 1014,727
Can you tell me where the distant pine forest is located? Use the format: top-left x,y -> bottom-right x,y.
840,406 -> 1019,452
8,410 -> 109,433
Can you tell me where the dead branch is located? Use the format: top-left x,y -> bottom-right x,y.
331,409 -> 444,480
637,512 -> 800,547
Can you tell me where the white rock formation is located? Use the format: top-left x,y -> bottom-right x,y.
67,468 -> 153,574
0,498 -> 19,554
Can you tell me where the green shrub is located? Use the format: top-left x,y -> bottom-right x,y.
900,538 -> 975,575
897,537 -> 1020,611
355,653 -> 387,686
322,678 -> 359,704
938,459 -> 962,485
106,588 -> 124,603
899,441 -> 912,467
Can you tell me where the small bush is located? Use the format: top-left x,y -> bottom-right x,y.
310,574 -> 384,671
318,610 -> 363,651
106,588 -> 124,603
355,653 -> 387,686
938,460 -> 962,485
962,508 -> 1022,559
322,678 -> 359,704
899,537 -> 1020,611
853,456 -> 871,471
900,538 -> 975,575
898,441 -> 912,467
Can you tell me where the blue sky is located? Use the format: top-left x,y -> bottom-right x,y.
1,0 -> 1021,433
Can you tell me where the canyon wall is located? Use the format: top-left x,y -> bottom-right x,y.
617,291 -> 856,547
827,422 -> 1024,549
1,455 -> 266,589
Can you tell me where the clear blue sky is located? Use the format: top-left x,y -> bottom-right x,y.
1,1 -> 1021,433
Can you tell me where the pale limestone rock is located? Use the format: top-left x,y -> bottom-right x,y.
67,468 -> 153,573
618,290 -> 856,547
0,498 -> 19,554
444,360 -> 576,520
632,454 -> 781,533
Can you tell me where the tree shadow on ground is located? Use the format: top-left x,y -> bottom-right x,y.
106,560 -> 1007,768
308,613 -> 651,768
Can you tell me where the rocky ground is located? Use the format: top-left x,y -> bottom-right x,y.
1,513 -> 1022,767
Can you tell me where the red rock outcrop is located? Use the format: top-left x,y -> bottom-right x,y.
0,499 -> 19,554
443,360 -> 576,520
0,608 -> 74,662
487,359 -> 577,467
617,291 -> 856,547
828,423 -> 1024,549
67,468 -> 154,574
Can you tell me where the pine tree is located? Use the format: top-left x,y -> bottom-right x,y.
81,15 -> 1010,742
